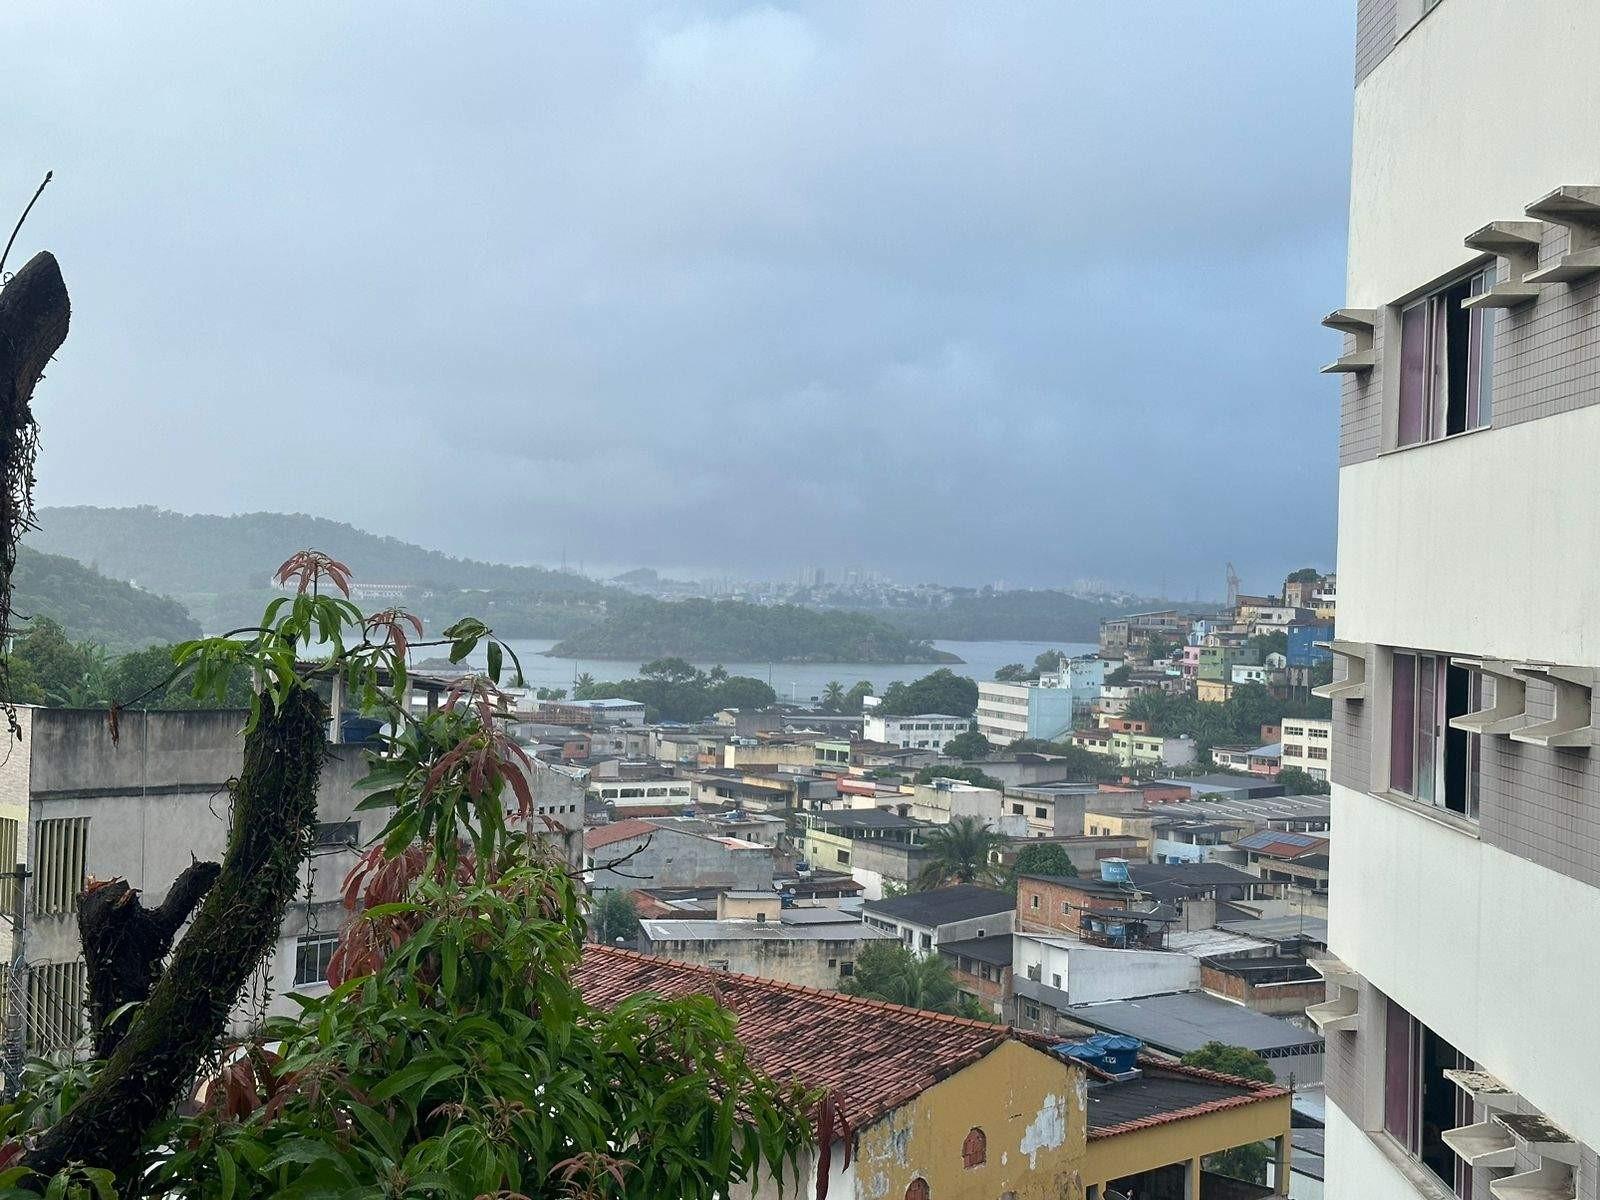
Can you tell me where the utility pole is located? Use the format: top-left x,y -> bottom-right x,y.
2,860 -> 30,1098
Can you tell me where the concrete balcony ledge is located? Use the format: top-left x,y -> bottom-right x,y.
1320,348 -> 1376,374
1312,642 -> 1366,702
1523,186 -> 1600,285
1463,221 -> 1546,308
1440,1120 -> 1519,1169
1508,663 -> 1595,749
1447,658 -> 1530,736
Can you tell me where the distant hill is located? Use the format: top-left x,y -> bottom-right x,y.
10,544 -> 201,650
30,506 -> 607,597
550,597 -> 961,664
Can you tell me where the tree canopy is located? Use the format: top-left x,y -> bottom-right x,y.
1275,766 -> 1330,796
841,942 -> 994,1021
912,765 -> 1003,790
1127,682 -> 1327,759
574,657 -> 777,722
916,816 -> 1008,889
942,729 -> 992,760
1010,842 -> 1078,883
875,668 -> 979,717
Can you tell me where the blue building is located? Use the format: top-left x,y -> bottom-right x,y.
1285,620 -> 1334,669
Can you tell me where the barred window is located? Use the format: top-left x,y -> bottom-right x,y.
28,959 -> 85,1054
33,818 -> 89,916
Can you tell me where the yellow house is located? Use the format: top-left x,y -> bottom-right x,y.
579,947 -> 1292,1200
1195,678 -> 1233,704
1083,809 -> 1158,841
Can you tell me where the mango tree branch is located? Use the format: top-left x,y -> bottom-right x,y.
23,685 -> 326,1181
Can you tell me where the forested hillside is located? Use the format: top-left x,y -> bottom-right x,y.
551,597 -> 960,663
874,589 -> 1214,642
10,545 -> 201,650
31,506 -> 607,596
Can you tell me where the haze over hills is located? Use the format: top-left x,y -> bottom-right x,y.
23,506 -> 1200,657
30,507 -> 604,597
11,544 -> 201,650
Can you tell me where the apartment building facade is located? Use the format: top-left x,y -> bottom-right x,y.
1321,3 -> 1600,1199
1281,718 -> 1333,782
860,711 -> 970,752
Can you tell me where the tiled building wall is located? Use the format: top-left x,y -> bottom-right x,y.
1354,0 -> 1398,84
1477,680 -> 1600,890
1337,223 -> 1600,467
1330,694 -> 1370,797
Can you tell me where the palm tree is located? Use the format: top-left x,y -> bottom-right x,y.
917,816 -> 1008,890
821,680 -> 845,712
843,943 -> 958,1012
574,672 -> 595,697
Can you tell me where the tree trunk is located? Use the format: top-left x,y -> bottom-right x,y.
78,860 -> 222,1059
0,252 -> 70,718
23,686 -> 325,1181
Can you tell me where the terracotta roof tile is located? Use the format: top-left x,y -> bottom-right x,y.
584,819 -> 661,851
577,946 -> 1047,1129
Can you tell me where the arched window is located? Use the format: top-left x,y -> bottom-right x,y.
905,1178 -> 930,1200
962,1126 -> 987,1169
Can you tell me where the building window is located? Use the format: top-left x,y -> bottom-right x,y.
295,934 -> 339,987
1023,1000 -> 1041,1023
1029,894 -> 1040,910
905,1179 -> 930,1200
962,1127 -> 987,1169
1397,267 -> 1495,448
28,959 -> 85,1054
33,817 -> 89,916
1389,652 -> 1481,818
919,932 -> 932,951
0,817 -> 17,913
314,821 -> 360,848
1384,998 -> 1472,1197
839,960 -> 853,977
835,849 -> 850,865
1051,973 -> 1062,989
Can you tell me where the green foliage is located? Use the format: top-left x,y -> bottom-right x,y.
1275,766 -> 1330,796
593,889 -> 643,945
12,544 -> 200,651
553,596 -> 953,665
574,657 -> 777,722
1285,567 -> 1322,584
842,680 -> 875,715
875,669 -> 979,717
1003,740 -> 1122,781
1010,842 -> 1078,883
1034,649 -> 1064,675
942,729 -> 992,760
916,816 -> 1008,889
1247,631 -> 1286,662
842,943 -> 956,1013
820,680 -> 846,712
0,557 -> 811,1197
993,662 -> 1028,682
1181,1041 -> 1275,1083
912,766 -> 1002,790
1104,664 -> 1132,685
1129,683 -> 1293,759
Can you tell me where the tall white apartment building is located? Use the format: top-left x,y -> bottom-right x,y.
1320,4 -> 1600,1199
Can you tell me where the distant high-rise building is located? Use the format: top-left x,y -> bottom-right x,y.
1320,4 -> 1599,1199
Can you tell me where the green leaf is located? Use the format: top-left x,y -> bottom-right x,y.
486,641 -> 502,683
216,1148 -> 237,1200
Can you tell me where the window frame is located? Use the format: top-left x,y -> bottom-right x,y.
1391,265 -> 1497,452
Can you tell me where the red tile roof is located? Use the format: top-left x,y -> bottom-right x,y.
577,946 -> 1051,1130
584,819 -> 661,851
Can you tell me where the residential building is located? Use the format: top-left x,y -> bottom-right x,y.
903,778 -> 1023,835
974,680 -> 1071,746
1013,936 -> 1199,1030
1061,990 -> 1324,1087
1321,2 -> 1600,1195
792,808 -> 932,898
1015,867 -> 1171,948
861,712 -> 971,753
1152,774 -> 1287,802
636,903 -> 893,989
587,776 -> 694,813
1195,678 -> 1234,704
938,933 -> 1014,1017
1198,645 -> 1259,683
577,945 -> 1293,1200
1005,781 -> 1106,837
1235,830 -> 1330,919
1283,572 -> 1332,611
1248,742 -> 1283,776
534,697 -> 647,727
861,885 -> 1015,955
10,707 -> 373,1051
1280,718 -> 1333,781
583,818 -> 773,894
1099,610 -> 1189,657
1285,620 -> 1336,694
1074,729 -> 1197,771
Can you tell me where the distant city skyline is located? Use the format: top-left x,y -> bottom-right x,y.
6,5 -> 1352,596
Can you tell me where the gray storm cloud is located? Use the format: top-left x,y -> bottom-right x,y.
2,2 -> 1352,594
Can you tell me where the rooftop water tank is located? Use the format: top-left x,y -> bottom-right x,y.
1100,858 -> 1131,884
1052,1033 -> 1142,1076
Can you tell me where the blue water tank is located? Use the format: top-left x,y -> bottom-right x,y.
1100,858 -> 1131,884
1052,1033 -> 1142,1075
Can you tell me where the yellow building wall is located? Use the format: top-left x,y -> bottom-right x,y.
1083,810 -> 1155,839
723,742 -> 815,769
803,827 -> 853,871
1195,679 -> 1233,704
852,1038 -> 1090,1200
1083,1092 -> 1292,1189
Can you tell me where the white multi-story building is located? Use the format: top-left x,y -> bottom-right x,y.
1280,718 -> 1332,782
861,712 -> 971,752
975,658 -> 1106,747
1320,4 -> 1600,1199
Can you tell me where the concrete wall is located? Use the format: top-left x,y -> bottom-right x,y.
588,826 -> 774,894
25,712 -> 372,1035
639,934 -> 872,990
1015,937 -> 1200,1006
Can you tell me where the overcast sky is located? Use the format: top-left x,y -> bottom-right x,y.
3,3 -> 1353,596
